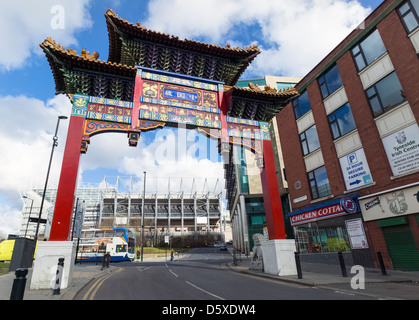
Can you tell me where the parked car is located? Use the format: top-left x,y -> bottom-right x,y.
213,242 -> 222,248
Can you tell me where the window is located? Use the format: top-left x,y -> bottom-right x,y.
294,217 -> 350,253
398,0 -> 419,34
116,245 -> 127,253
366,71 -> 405,117
245,198 -> 265,214
293,91 -> 311,119
300,125 -> 321,156
328,103 -> 356,139
277,82 -> 296,91
308,166 -> 331,200
237,147 -> 249,194
95,230 -> 105,237
351,29 -> 387,71
318,65 -> 343,99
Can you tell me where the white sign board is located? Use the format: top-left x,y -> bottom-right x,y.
164,235 -> 170,244
339,148 -> 373,190
359,184 -> 419,221
382,123 -> 419,176
345,218 -> 369,249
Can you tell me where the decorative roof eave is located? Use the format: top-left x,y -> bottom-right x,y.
105,9 -> 261,62
40,38 -> 137,93
228,84 -> 299,103
40,38 -> 137,75
226,84 -> 299,122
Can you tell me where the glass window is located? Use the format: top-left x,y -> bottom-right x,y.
293,91 -> 311,119
95,230 -> 105,237
366,71 -> 405,117
277,82 -> 296,91
328,103 -> 356,139
104,230 -> 114,237
116,245 -> 127,253
294,218 -> 350,253
300,125 -> 321,156
318,65 -> 343,99
307,166 -> 331,200
294,225 -> 321,253
398,0 -> 419,34
84,230 -> 95,238
351,29 -> 387,71
245,198 -> 265,214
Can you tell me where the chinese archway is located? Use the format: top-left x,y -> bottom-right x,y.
41,9 -> 298,242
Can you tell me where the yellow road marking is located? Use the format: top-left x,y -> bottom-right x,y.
82,267 -> 123,300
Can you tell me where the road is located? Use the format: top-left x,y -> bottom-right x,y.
75,247 -> 373,301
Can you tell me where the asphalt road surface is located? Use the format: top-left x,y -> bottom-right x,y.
74,247 -> 373,301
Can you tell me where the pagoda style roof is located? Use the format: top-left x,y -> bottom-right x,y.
40,38 -> 137,96
229,83 -> 298,101
227,83 -> 298,122
105,9 -> 260,61
40,9 -> 298,121
105,9 -> 260,86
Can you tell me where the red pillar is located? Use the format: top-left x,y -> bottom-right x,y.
260,138 -> 287,240
132,70 -> 143,128
49,96 -> 87,241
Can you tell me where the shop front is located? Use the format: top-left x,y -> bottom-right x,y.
289,195 -> 373,266
359,182 -> 419,271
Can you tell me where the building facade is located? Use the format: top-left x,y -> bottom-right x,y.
228,76 -> 300,254
277,0 -> 419,270
20,177 -> 230,243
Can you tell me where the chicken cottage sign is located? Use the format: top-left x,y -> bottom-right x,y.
289,197 -> 358,226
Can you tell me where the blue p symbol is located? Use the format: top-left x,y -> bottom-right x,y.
348,153 -> 357,164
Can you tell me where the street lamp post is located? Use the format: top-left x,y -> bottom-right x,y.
22,196 -> 34,238
33,116 -> 68,254
141,171 -> 146,262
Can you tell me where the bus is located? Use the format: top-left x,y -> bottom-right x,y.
76,228 -> 135,262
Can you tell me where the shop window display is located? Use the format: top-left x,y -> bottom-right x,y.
294,217 -> 351,253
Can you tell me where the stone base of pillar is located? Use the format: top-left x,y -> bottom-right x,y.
30,241 -> 76,290
261,239 -> 297,276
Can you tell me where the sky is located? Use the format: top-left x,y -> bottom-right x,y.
0,0 -> 383,238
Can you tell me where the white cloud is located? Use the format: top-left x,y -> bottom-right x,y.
0,204 -> 21,239
0,94 -> 71,192
0,0 -> 92,71
144,0 -> 371,77
0,94 -> 71,235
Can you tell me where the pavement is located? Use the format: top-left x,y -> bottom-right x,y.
224,253 -> 419,286
1,250 -> 419,300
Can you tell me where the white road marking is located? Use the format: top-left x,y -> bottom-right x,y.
185,281 -> 225,300
169,269 -> 179,277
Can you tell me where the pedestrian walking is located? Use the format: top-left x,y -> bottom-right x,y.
170,249 -> 174,262
101,252 -> 111,270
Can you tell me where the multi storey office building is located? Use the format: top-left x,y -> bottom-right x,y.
277,0 -> 419,270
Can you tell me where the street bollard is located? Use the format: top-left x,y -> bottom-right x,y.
294,252 -> 303,279
377,252 -> 387,275
338,251 -> 348,277
53,258 -> 65,295
10,268 -> 28,300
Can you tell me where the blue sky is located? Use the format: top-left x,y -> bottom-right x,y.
0,0 -> 383,237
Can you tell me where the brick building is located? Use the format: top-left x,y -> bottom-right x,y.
277,0 -> 419,271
